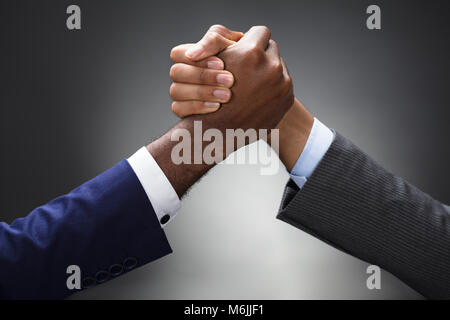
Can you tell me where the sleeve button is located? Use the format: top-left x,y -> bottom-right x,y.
109,264 -> 124,277
123,257 -> 138,270
160,214 -> 170,225
95,270 -> 110,283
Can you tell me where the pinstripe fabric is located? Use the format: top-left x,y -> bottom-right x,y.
277,133 -> 450,299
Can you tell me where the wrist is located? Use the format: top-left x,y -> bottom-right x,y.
147,117 -> 217,197
276,98 -> 314,172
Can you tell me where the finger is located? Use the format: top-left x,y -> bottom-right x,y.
170,83 -> 231,103
208,24 -> 244,42
185,25 -> 244,60
266,39 -> 283,73
185,25 -> 243,61
171,44 -> 225,70
266,39 -> 280,56
239,25 -> 271,50
172,100 -> 221,118
185,32 -> 235,61
170,63 -> 234,88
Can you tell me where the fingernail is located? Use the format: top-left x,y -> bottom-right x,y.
207,60 -> 224,70
213,89 -> 230,101
216,74 -> 233,86
204,102 -> 220,108
185,44 -> 203,59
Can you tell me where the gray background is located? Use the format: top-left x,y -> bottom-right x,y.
1,0 -> 449,299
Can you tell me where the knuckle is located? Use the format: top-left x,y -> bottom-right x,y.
209,24 -> 227,34
247,42 -> 261,53
271,60 -> 283,75
253,25 -> 271,38
261,26 -> 272,38
196,85 -> 205,99
171,102 -> 181,116
243,45 -> 264,63
205,31 -> 221,43
198,68 -> 208,83
262,25 -> 271,38
169,64 -> 180,80
170,48 -> 176,61
260,25 -> 270,32
269,39 -> 279,51
169,83 -> 177,99
170,45 -> 181,61
191,101 -> 203,113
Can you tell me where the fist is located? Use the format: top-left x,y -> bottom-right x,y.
215,26 -> 294,131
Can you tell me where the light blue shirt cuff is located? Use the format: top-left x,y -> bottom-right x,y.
290,118 -> 334,189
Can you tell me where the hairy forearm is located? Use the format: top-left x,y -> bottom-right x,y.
275,98 -> 314,172
147,116 -> 217,197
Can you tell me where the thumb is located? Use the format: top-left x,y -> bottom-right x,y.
185,25 -> 243,61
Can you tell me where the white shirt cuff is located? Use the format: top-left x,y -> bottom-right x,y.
127,147 -> 181,227
290,118 -> 334,189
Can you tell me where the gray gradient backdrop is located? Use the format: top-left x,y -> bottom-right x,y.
1,0 -> 449,299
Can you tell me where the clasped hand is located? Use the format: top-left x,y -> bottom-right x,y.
169,25 -> 294,133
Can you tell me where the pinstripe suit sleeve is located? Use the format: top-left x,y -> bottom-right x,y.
277,132 -> 450,299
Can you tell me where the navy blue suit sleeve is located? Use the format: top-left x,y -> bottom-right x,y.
0,160 -> 172,299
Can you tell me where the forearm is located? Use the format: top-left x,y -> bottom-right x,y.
147,116 -> 218,197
